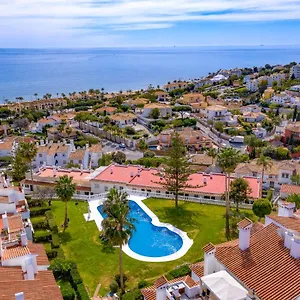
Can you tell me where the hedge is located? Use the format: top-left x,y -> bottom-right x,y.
59,281 -> 76,300
30,206 -> 51,217
33,230 -> 52,243
45,211 -> 58,233
46,249 -> 58,259
70,268 -> 82,285
51,233 -> 60,249
76,283 -> 90,300
56,248 -> 65,259
165,264 -> 190,280
31,216 -> 48,230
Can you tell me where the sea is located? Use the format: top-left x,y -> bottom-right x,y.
1,46 -> 300,102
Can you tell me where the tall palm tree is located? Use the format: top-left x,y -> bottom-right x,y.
101,189 -> 135,297
207,148 -> 218,165
19,142 -> 38,188
217,147 -> 241,240
55,175 -> 76,231
256,154 -> 273,198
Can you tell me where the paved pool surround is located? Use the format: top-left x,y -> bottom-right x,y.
84,195 -> 193,262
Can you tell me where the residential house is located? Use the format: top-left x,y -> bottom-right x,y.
211,74 -> 227,82
95,106 -> 117,115
240,104 -> 261,114
263,87 -> 275,100
0,139 -> 15,157
90,164 -> 260,200
241,111 -> 267,123
21,166 -> 92,197
280,184 -> 300,199
47,126 -> 78,141
154,91 -> 169,102
69,148 -> 89,169
270,93 -> 291,105
141,103 -> 172,118
159,128 -> 212,150
35,118 -> 57,133
181,93 -> 205,105
34,141 -> 72,167
190,102 -> 207,113
110,113 -> 137,128
163,81 -> 188,91
284,122 -> 300,143
87,144 -> 103,168
290,64 -> 300,79
200,105 -> 229,121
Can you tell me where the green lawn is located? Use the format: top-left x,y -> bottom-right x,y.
51,198 -> 254,296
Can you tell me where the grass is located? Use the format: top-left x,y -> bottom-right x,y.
51,198 -> 255,296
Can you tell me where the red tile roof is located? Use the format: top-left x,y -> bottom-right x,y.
238,218 -> 252,229
7,214 -> 24,232
215,223 -> 300,300
155,275 -> 168,287
202,243 -> 215,253
2,246 -> 31,260
267,215 -> 300,232
281,184 -> 300,195
189,261 -> 204,278
27,241 -> 50,266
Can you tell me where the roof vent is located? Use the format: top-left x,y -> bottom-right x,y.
110,168 -> 113,174
130,172 -> 134,177
203,177 -> 207,185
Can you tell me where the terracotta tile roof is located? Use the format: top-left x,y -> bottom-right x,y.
190,154 -> 213,166
88,143 -> 102,153
267,215 -> 300,232
215,223 -> 300,300
0,141 -> 13,150
202,242 -> 215,253
206,105 -> 227,111
2,246 -> 31,260
144,103 -> 171,109
235,158 -> 279,176
238,218 -> 252,229
0,266 -> 23,281
155,275 -> 168,287
281,184 -> 300,195
0,270 -> 63,300
96,106 -> 117,113
168,275 -> 198,288
37,143 -> 70,155
189,261 -> 204,278
7,214 -> 24,232
110,113 -> 136,121
27,241 -> 50,266
69,149 -> 86,160
286,122 -> 300,133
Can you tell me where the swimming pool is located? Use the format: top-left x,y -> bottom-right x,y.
98,200 -> 184,258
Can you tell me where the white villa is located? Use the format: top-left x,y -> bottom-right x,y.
141,103 -> 172,118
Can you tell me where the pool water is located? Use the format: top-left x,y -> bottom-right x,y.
98,201 -> 183,257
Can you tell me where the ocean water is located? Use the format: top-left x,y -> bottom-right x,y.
1,46 -> 300,102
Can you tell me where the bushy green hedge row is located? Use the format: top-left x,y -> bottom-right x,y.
33,230 -> 52,243
46,249 -> 58,259
30,206 -> 51,217
51,233 -> 60,249
59,280 -> 76,300
45,211 -> 58,233
31,216 -> 48,229
76,283 -> 90,300
165,264 -> 190,280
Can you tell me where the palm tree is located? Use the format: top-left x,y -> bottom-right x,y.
19,142 -> 38,188
256,154 -> 273,198
55,175 -> 76,231
217,147 -> 241,240
34,93 -> 38,100
101,189 -> 135,297
207,148 -> 218,165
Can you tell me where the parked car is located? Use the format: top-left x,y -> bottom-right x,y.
119,143 -> 126,149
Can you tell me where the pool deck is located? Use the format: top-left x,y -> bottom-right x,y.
84,195 -> 193,262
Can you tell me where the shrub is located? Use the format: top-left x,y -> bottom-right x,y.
110,280 -> 119,293
138,280 -> 149,289
165,264 -> 190,280
143,150 -> 155,158
46,249 -> 58,259
51,233 -> 60,249
123,288 -> 143,300
60,281 -> 76,300
76,283 -> 90,300
49,259 -> 74,279
115,274 -> 128,288
33,230 -> 52,243
30,206 -> 50,216
56,248 -> 65,259
31,216 -> 48,229
45,211 -> 58,233
70,267 -> 83,285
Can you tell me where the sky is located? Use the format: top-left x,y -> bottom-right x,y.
1,0 -> 300,48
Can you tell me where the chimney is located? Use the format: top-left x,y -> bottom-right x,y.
155,276 -> 168,300
290,234 -> 300,259
130,172 -> 134,177
284,229 -> 294,249
203,176 -> 207,185
2,212 -> 8,230
137,169 -> 141,177
86,143 -> 89,150
15,293 -> 24,300
21,232 -> 27,246
246,290 -> 256,300
238,218 -> 253,251
110,168 -> 113,174
45,138 -> 48,145
278,200 -> 295,218
25,257 -> 35,280
203,243 -> 216,275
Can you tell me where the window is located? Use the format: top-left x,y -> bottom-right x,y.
120,186 -> 123,190
104,186 -> 108,191
63,154 -> 65,157
85,192 -> 89,195
282,173 -> 289,178
147,189 -> 151,192
63,160 -> 66,164
141,189 -> 145,192
39,154 -> 42,157
79,160 -> 82,164
156,191 -> 161,194
95,183 -> 100,189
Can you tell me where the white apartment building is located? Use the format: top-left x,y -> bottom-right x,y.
200,105 -> 229,121
290,64 -> 300,79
